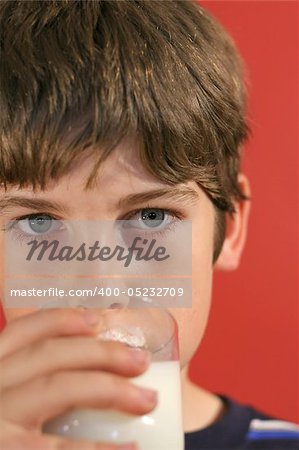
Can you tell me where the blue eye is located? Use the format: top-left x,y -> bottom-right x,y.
13,214 -> 61,237
19,214 -> 53,235
140,209 -> 165,228
26,214 -> 53,234
122,208 -> 173,232
3,213 -> 65,246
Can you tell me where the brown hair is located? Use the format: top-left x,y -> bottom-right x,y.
0,0 -> 249,260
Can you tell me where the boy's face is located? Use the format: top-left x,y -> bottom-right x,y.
0,138 -> 215,369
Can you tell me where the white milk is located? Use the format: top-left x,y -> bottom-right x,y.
43,360 -> 183,450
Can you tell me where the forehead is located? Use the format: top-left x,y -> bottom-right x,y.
0,138 -> 202,218
1,138 -> 161,195
72,138 -> 166,191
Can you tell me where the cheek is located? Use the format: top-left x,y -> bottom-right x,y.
169,239 -> 214,369
170,276 -> 213,368
0,232 -> 37,324
169,193 -> 215,368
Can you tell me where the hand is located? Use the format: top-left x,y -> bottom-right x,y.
0,308 -> 156,449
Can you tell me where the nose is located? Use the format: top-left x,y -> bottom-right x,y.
66,280 -> 131,309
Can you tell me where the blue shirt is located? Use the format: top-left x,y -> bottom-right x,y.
184,395 -> 299,449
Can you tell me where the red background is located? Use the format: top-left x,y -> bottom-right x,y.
190,0 -> 298,423
0,0 -> 298,423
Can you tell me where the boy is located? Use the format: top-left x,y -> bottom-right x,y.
0,1 -> 298,449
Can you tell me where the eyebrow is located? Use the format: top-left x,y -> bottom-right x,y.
0,186 -> 199,215
117,186 -> 199,209
0,197 -> 70,216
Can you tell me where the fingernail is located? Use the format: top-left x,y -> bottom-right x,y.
129,348 -> 150,365
139,387 -> 157,404
82,310 -> 99,326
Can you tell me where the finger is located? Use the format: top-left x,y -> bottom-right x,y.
43,435 -> 138,450
0,308 -> 100,358
1,425 -> 137,450
1,338 -> 150,390
1,370 -> 157,427
0,419 -> 137,450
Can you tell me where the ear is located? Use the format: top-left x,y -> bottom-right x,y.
215,173 -> 251,271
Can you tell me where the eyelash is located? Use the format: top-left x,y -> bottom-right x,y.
3,206 -> 185,244
3,213 -> 63,245
123,205 -> 184,238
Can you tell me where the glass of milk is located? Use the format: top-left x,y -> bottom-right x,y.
43,300 -> 184,450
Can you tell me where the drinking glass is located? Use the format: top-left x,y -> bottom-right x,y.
43,299 -> 183,450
